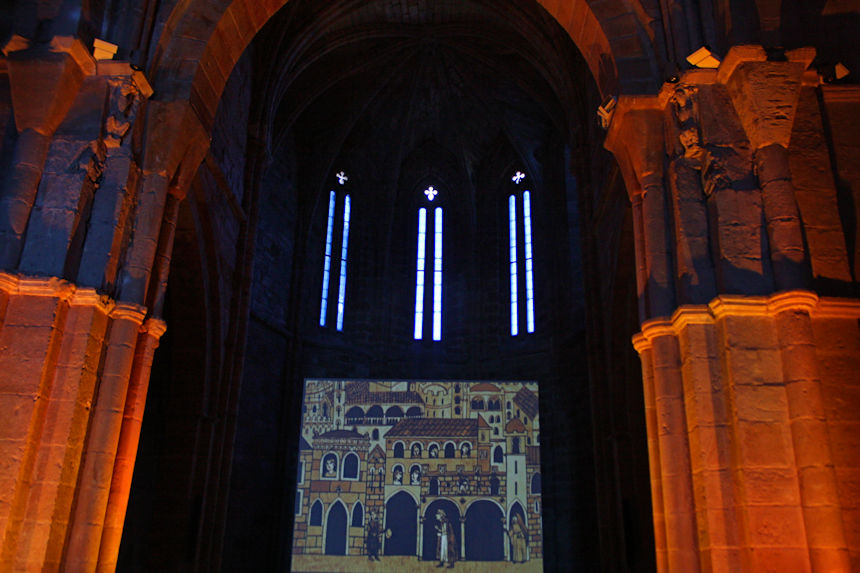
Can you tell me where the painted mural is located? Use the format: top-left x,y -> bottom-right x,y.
291,380 -> 543,572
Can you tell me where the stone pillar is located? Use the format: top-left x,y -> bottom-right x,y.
605,98 -> 676,320
96,318 -> 167,572
418,516 -> 424,559
613,46 -> 858,572
0,34 -> 200,571
769,294 -> 851,571
459,516 -> 466,559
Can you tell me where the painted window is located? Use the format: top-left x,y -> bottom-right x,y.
310,500 -> 323,526
352,502 -> 364,527
295,490 -> 303,516
414,188 -> 443,340
342,453 -> 359,479
531,473 -> 542,494
320,172 -> 351,331
509,172 -> 535,335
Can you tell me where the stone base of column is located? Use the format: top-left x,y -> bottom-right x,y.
0,272 -> 165,572
634,291 -> 860,573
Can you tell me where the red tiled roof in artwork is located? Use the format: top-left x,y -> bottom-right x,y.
505,418 -> 527,433
386,418 -> 479,438
470,383 -> 501,392
513,387 -> 539,419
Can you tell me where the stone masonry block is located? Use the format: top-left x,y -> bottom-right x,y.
719,314 -> 778,349
736,422 -> 793,467
732,385 -> 789,423
747,546 -> 811,572
828,422 -> 860,468
799,465 -> 842,506
745,505 -> 807,546
741,468 -> 801,506
724,348 -> 784,386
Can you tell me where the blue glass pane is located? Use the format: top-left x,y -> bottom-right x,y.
320,191 -> 335,326
524,191 -> 534,333
509,195 -> 518,336
336,195 -> 350,331
433,208 -> 442,341
414,208 -> 427,339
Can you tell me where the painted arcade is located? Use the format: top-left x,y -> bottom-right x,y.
292,380 -> 542,568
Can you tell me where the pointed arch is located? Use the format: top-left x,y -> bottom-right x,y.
352,501 -> 364,527
324,500 -> 348,555
310,499 -> 323,526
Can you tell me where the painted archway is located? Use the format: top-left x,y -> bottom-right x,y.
508,501 -> 527,561
465,500 -> 504,561
324,500 -> 348,555
384,491 -> 417,556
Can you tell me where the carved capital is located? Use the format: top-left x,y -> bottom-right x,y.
604,96 -> 664,199
5,36 -> 95,135
719,46 -> 815,150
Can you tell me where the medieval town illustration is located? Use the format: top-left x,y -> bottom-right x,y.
291,380 -> 543,571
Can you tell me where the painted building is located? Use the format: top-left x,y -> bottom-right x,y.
292,380 -> 543,566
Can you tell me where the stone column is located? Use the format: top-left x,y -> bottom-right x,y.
96,317 -> 167,572
605,98 -> 676,320
769,293 -> 851,571
616,46 -> 857,573
460,516 -> 466,559
0,35 -> 196,571
418,516 -> 424,559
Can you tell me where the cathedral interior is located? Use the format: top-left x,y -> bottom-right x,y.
0,0 -> 858,571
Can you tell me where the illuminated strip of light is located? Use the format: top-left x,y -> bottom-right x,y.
336,195 -> 351,331
524,191 -> 534,333
320,191 -> 335,326
414,208 -> 427,339
509,195 -> 518,336
433,207 -> 443,341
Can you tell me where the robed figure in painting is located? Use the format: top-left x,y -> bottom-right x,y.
366,511 -> 381,561
435,509 -> 457,568
507,513 -> 529,563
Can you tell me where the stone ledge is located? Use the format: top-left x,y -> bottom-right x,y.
633,290 -> 860,351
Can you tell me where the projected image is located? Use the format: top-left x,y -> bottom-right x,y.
291,380 -> 543,572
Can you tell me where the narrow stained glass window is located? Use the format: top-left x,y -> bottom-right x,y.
320,191 -> 335,326
524,191 -> 534,333
433,207 -> 443,341
414,208 -> 427,339
509,195 -> 518,336
336,195 -> 351,331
